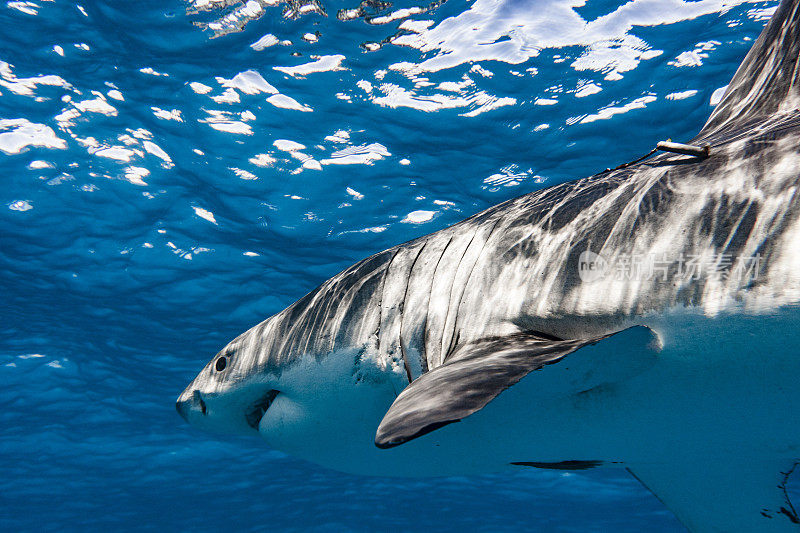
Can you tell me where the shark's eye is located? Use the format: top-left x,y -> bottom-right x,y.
215,356 -> 227,372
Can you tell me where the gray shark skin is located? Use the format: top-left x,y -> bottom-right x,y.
178,2 -> 800,532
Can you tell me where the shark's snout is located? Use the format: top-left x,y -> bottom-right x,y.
176,388 -> 206,421
176,376 -> 282,436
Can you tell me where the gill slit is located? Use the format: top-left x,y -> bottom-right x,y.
439,227 -> 480,361
422,236 -> 454,371
398,240 -> 428,383
375,248 -> 401,357
446,216 -> 503,359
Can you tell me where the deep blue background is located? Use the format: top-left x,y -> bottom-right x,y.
0,0 -> 789,530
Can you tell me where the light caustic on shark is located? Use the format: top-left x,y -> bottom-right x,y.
178,1 -> 800,531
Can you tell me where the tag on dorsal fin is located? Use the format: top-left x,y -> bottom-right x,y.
375,326 -> 659,449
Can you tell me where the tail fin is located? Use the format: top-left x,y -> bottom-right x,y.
699,0 -> 800,136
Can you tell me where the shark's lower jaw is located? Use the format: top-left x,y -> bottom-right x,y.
245,389 -> 280,430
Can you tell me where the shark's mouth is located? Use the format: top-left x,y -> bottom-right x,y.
245,389 -> 280,430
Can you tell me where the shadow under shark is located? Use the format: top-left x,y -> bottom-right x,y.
178,1 -> 800,531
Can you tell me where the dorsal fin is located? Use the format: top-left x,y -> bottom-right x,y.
698,0 -> 800,137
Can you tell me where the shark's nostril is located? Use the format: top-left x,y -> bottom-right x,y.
176,399 -> 188,419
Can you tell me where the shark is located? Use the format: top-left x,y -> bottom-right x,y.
177,1 -> 800,531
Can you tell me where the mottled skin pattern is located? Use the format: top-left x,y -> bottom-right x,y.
179,2 -> 800,531
180,0 -> 800,423
206,91 -> 800,390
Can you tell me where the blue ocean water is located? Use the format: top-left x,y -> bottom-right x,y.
1,0 -> 792,530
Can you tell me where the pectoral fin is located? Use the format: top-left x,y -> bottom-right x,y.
375,325 -> 659,449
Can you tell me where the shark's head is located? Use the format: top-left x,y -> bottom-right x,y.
176,252 -> 426,473
175,329 -> 284,436
176,284 -> 407,470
